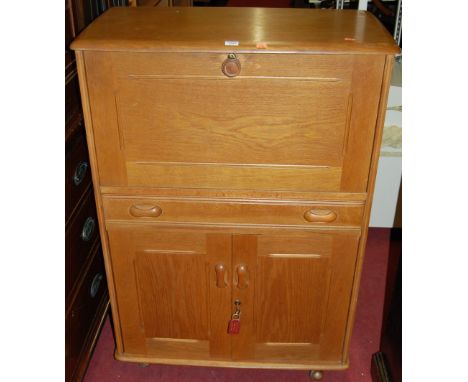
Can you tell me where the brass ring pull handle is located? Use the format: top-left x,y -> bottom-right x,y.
236,264 -> 249,289
129,204 -> 162,218
221,53 -> 241,77
215,263 -> 228,288
303,209 -> 337,223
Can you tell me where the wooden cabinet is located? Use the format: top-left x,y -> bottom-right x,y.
71,7 -> 399,378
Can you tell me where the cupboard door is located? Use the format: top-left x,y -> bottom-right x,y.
232,231 -> 360,364
107,225 -> 232,361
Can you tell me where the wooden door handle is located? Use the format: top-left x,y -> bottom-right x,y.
215,263 -> 228,288
303,209 -> 337,223
236,264 -> 249,289
129,204 -> 162,218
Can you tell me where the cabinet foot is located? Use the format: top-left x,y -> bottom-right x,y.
139,363 -> 150,368
309,370 -> 323,380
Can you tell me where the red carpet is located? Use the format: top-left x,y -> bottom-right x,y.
84,228 -> 390,382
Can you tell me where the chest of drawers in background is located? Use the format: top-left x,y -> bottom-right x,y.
66,1 -> 110,381
71,7 -> 399,379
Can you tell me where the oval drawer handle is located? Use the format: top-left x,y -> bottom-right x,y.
222,53 -> 241,78
81,217 -> 96,242
129,204 -> 162,218
73,161 -> 88,186
303,209 -> 337,223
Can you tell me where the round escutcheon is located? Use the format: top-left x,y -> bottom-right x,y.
222,53 -> 241,77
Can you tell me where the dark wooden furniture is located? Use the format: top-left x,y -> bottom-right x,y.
371,185 -> 402,382
65,1 -> 110,381
72,8 -> 399,380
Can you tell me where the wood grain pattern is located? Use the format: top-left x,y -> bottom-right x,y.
114,350 -> 349,370
231,235 -> 257,361
81,50 -> 386,193
112,51 -> 352,79
230,231 -> 360,363
83,51 -> 127,186
71,7 -> 399,373
75,50 -> 125,353
340,55 -> 386,191
117,77 -> 349,166
107,225 -> 232,360
71,8 -> 400,54
126,162 -> 342,192
99,187 -> 368,202
341,55 -> 395,364
135,250 -> 209,340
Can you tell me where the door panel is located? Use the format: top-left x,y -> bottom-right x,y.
84,51 -> 385,192
117,79 -> 349,167
232,230 -> 360,363
107,225 -> 232,360
135,250 -> 209,340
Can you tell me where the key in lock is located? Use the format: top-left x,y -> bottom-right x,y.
227,299 -> 241,334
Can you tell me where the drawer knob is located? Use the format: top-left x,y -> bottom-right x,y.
129,204 -> 162,218
222,53 -> 241,78
81,217 -> 96,242
304,209 -> 337,223
73,161 -> 88,186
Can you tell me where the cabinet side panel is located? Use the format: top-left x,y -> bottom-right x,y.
341,55 -> 386,192
342,55 -> 395,363
75,50 -> 125,353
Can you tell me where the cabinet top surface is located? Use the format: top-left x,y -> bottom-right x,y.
71,7 -> 399,54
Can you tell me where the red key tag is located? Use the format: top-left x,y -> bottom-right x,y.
228,317 -> 240,334
228,299 -> 241,334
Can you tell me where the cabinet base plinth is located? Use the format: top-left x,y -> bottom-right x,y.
114,350 -> 348,371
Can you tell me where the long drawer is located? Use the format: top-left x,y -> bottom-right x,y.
66,189 -> 99,299
65,66 -> 81,126
66,128 -> 92,222
102,196 -> 364,228
65,246 -> 107,382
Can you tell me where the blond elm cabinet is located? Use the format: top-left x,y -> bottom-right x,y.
71,7 -> 399,378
